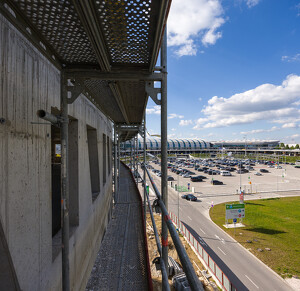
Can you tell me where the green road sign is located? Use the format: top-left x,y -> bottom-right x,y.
226,204 -> 245,210
226,203 -> 245,219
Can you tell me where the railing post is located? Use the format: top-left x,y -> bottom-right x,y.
114,125 -> 118,200
160,26 -> 168,284
143,117 -> 147,228
61,73 -> 70,291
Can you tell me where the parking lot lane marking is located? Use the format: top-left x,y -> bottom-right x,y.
200,228 -> 206,234
179,207 -> 182,211
245,275 -> 259,289
188,216 -> 192,221
217,247 -> 226,255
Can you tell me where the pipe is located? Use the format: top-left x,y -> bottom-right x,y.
61,74 -> 70,291
160,25 -> 168,286
143,117 -> 147,229
37,110 -> 59,124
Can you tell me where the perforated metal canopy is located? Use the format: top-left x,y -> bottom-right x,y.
0,0 -> 171,140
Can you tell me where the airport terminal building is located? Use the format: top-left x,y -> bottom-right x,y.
121,138 -> 280,153
122,138 -> 211,152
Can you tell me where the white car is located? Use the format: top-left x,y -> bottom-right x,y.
254,172 -> 262,176
220,171 -> 231,176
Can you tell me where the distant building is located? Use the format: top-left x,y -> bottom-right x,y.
122,137 -> 211,151
211,140 -> 280,149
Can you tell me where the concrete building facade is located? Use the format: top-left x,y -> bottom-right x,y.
0,14 -> 113,290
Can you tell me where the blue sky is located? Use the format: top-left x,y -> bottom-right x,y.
146,0 -> 300,144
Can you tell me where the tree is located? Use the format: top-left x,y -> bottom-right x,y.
285,145 -> 290,149
280,143 -> 285,148
296,144 -> 299,149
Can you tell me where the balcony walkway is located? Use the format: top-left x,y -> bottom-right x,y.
86,163 -> 151,291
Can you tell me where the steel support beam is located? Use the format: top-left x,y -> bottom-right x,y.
65,70 -> 163,81
61,73 -> 70,291
114,125 -> 118,202
109,83 -> 130,124
160,27 -> 168,289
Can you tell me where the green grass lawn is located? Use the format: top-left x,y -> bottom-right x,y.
210,196 -> 300,278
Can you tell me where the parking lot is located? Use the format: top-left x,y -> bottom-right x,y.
148,157 -> 300,196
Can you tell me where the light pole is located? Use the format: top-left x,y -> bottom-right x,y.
244,135 -> 247,158
239,159 -> 242,194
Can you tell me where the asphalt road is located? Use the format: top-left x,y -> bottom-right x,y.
145,164 -> 298,291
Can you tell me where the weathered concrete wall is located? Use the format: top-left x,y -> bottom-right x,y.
0,14 -> 113,291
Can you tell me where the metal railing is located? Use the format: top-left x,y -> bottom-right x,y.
144,167 -> 204,291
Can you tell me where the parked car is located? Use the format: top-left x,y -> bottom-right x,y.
211,180 -> 223,185
260,169 -> 269,173
254,172 -> 262,176
220,170 -> 231,176
190,176 -> 203,182
167,176 -> 174,181
183,173 -> 191,178
181,194 -> 197,201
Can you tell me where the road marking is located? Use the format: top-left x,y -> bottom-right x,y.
200,228 -> 206,234
198,237 -> 208,246
245,275 -> 259,289
221,238 -> 225,244
215,234 -> 220,240
187,216 -> 192,221
217,247 -> 226,255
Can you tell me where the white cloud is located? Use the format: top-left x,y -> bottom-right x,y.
168,0 -> 225,56
179,119 -> 193,126
282,54 -> 300,63
194,74 -> 300,129
146,105 -> 161,115
282,123 -> 299,129
245,0 -> 260,8
240,127 -> 279,135
168,113 -> 184,119
193,118 -> 209,129
171,128 -> 176,131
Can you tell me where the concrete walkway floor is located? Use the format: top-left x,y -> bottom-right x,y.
86,163 -> 151,291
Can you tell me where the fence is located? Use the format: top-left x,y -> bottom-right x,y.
169,211 -> 237,291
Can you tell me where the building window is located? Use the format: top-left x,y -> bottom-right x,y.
87,125 -> 100,201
